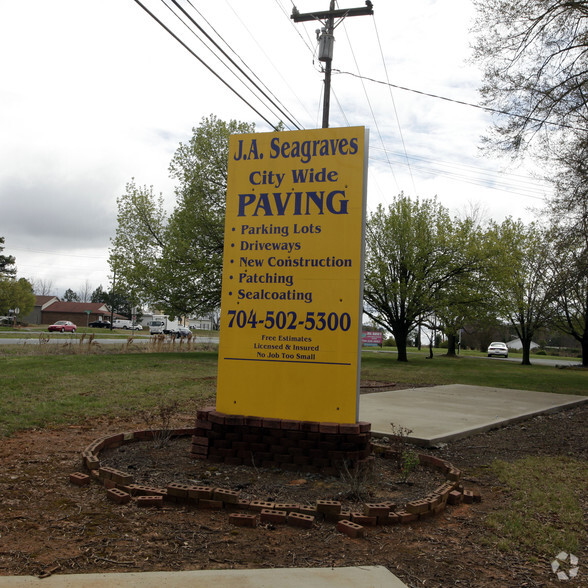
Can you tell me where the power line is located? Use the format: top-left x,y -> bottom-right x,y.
371,15 -> 417,195
132,0 -> 277,128
338,16 -> 400,191
333,69 -> 588,133
168,0 -> 303,130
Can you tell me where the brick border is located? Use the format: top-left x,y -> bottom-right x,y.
75,425 -> 481,537
191,407 -> 372,474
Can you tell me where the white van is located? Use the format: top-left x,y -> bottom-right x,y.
112,319 -> 133,329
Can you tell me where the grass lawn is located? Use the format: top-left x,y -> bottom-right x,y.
1,348 -> 586,436
0,351 -> 218,436
360,351 -> 587,396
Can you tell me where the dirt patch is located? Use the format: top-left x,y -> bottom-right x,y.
0,402 -> 586,587
100,436 -> 446,508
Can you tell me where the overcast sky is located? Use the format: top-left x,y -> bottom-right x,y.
0,0 -> 551,298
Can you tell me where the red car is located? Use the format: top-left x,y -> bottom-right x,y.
48,320 -> 77,333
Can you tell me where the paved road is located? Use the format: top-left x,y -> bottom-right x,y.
363,348 -> 581,367
0,335 -> 219,346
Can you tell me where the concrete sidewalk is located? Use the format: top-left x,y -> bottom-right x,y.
360,383 -> 587,445
0,566 -> 406,587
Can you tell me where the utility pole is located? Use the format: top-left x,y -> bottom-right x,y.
292,1 -> 373,128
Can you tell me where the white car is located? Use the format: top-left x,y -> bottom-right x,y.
487,342 -> 508,358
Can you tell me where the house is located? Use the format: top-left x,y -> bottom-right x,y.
41,301 -> 122,326
506,338 -> 540,351
20,296 -> 125,326
20,295 -> 59,324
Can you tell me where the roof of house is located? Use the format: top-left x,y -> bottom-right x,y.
35,295 -> 59,308
42,301 -> 111,314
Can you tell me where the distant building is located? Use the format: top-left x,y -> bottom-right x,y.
506,338 -> 540,351
21,296 -> 124,326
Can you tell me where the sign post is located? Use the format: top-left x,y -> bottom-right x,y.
217,127 -> 368,424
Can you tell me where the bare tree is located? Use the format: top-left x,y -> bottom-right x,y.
31,278 -> 55,296
78,279 -> 93,303
472,0 -> 588,157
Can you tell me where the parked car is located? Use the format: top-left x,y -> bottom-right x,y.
89,320 -> 111,329
487,342 -> 508,358
176,326 -> 191,338
48,320 -> 77,333
129,324 -> 143,330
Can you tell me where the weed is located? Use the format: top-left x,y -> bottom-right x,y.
139,397 -> 181,449
337,458 -> 376,501
399,449 -> 420,483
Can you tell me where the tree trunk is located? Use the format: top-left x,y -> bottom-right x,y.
446,333 -> 457,357
521,339 -> 532,365
392,325 -> 409,362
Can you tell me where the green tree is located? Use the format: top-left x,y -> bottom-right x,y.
0,277 -> 35,318
63,288 -> 80,302
548,221 -> 588,366
488,218 -> 556,365
0,237 -> 16,278
472,0 -> 588,158
363,195 -> 486,362
109,115 -> 255,318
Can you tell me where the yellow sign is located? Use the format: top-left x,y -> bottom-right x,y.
217,127 -> 368,423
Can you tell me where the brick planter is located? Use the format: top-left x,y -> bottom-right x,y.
190,408 -> 372,473
76,424 -> 481,535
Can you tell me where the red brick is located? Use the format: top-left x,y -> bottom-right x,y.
128,484 -> 166,497
363,503 -> 390,517
260,509 -> 287,524
262,417 -> 282,430
350,513 -> 377,526
316,500 -> 342,515
299,421 -> 320,432
299,504 -> 317,516
357,421 -> 371,433
338,423 -> 360,435
318,422 -> 339,434
84,455 -> 100,470
187,486 -> 214,500
447,490 -> 462,504
287,512 -> 314,528
213,488 -> 240,504
190,445 -> 208,458
447,468 -> 461,481
249,500 -> 275,512
136,495 -> 163,508
406,500 -> 430,515
192,436 -> 210,447
396,510 -> 418,524
336,520 -> 365,538
274,502 -> 300,513
195,418 -> 213,430
107,488 -> 131,505
229,513 -> 257,528
196,407 -> 214,420
224,414 -> 244,426
463,489 -> 474,504
280,419 -> 301,430
166,482 -> 191,498
380,512 -> 400,525
208,411 -> 226,425
105,434 -> 126,449
245,416 -> 263,427
69,472 -> 90,486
